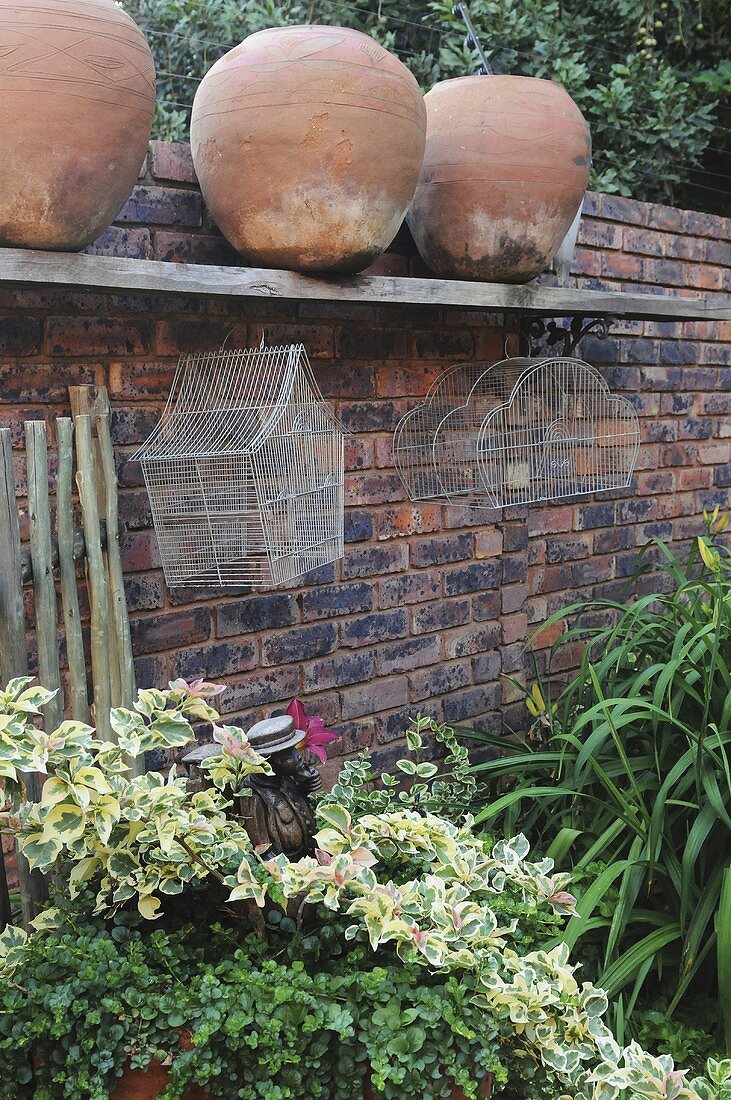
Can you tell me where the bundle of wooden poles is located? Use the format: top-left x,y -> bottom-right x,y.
0,385 -> 136,928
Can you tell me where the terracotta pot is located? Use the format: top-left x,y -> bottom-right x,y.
0,0 -> 155,251
190,25 -> 426,273
407,75 -> 590,283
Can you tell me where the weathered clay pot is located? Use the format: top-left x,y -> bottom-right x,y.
0,0 -> 155,251
190,25 -> 426,273
407,75 -> 590,283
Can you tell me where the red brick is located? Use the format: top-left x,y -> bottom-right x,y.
251,323 -> 334,359
150,140 -> 197,183
502,612 -> 529,646
376,504 -> 442,539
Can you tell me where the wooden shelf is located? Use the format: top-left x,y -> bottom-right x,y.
1,247 -> 729,321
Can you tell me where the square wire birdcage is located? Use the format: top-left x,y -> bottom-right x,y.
393,356 -> 640,510
133,343 -> 345,588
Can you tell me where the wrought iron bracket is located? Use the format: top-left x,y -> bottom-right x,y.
510,315 -> 616,358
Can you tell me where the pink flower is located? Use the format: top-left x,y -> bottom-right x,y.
287,699 -> 339,763
169,678 -> 226,699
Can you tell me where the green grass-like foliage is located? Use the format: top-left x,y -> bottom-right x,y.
468,512 -> 731,1042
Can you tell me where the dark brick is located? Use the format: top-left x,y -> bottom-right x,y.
123,574 -> 164,611
130,607 -> 211,655
0,317 -> 43,356
341,676 -> 409,720
172,640 -> 258,680
217,595 -> 298,636
156,319 -> 236,355
410,533 -> 472,568
318,363 -> 376,400
501,524 -> 528,552
262,623 -> 338,665
221,667 -> 301,713
84,225 -> 152,259
118,185 -> 202,227
342,609 -> 408,648
338,401 -> 402,433
501,555 -> 528,584
472,650 -> 501,683
344,510 -> 374,543
378,634 -> 440,675
336,326 -> 407,359
409,660 -> 471,701
443,686 -> 497,724
0,360 -> 102,403
576,502 -> 616,530
46,317 -> 153,356
412,330 -> 473,359
342,543 -> 407,579
443,623 -> 500,658
301,583 -> 373,621
154,232 -> 237,265
412,598 -> 471,635
303,650 -> 376,692
443,561 -> 500,595
545,537 -> 592,564
379,571 -> 441,608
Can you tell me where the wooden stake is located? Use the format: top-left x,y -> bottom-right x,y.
0,845 -> 11,933
0,428 -> 47,922
96,413 -> 136,709
0,430 -> 27,688
74,415 -> 112,741
56,419 -> 88,723
24,421 -> 63,732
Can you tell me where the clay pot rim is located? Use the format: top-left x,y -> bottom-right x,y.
425,73 -> 577,95
234,24 -> 386,43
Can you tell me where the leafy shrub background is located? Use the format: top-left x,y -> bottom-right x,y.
122,0 -> 730,210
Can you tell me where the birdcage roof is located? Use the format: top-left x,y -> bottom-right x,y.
133,343 -> 342,461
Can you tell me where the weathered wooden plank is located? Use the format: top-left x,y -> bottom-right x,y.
74,415 -> 112,742
10,426 -> 49,923
69,387 -> 122,708
0,247 -> 727,321
56,418 -> 88,724
0,429 -> 22,932
0,844 -> 11,933
96,413 -> 136,710
0,430 -> 27,688
24,421 -> 63,732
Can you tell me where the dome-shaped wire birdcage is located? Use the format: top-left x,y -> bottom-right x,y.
133,342 -> 345,588
393,355 -> 640,509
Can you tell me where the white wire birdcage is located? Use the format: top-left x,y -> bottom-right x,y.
393,356 -> 640,509
133,343 -> 345,588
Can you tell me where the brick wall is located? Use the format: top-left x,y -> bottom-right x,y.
2,140 -> 730,784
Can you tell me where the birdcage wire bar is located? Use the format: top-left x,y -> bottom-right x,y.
393,356 -> 640,510
134,343 -> 345,588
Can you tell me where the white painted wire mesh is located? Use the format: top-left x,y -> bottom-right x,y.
133,344 -> 345,588
393,356 -> 640,509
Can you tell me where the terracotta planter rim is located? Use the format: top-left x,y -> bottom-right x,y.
236,24 -> 381,42
427,73 -> 575,95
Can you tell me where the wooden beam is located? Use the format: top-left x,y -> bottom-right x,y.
0,247 -> 727,321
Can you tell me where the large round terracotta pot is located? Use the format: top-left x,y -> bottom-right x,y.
407,75 -> 590,283
190,25 -> 426,273
0,0 -> 155,251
